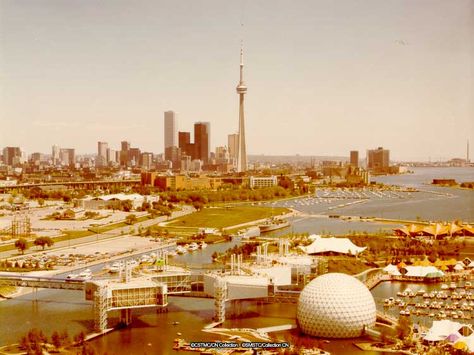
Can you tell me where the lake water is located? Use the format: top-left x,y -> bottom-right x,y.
0,167 -> 472,353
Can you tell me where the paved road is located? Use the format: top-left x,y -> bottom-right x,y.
0,205 -> 195,260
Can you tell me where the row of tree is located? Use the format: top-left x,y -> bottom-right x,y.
159,185 -> 301,207
19,328 -> 95,355
14,236 -> 54,255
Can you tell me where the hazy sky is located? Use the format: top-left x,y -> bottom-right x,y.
1,0 -> 473,161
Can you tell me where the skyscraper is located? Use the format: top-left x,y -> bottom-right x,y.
121,141 -> 130,151
59,148 -> 75,168
120,141 -> 130,166
2,147 -> 21,166
367,147 -> 390,171
52,145 -> 60,166
236,45 -> 247,172
228,133 -> 238,162
164,111 -> 177,160
350,151 -> 359,168
467,140 -> 470,163
194,122 -> 210,163
97,141 -> 108,167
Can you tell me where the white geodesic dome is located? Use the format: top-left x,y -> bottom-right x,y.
297,273 -> 376,338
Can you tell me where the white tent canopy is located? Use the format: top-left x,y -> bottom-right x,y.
300,235 -> 366,255
384,265 -> 444,278
383,264 -> 400,275
424,320 -> 474,352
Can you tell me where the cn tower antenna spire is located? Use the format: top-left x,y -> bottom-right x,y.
239,41 -> 244,83
236,27 -> 247,173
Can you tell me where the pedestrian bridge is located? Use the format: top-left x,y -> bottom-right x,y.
0,273 -> 85,291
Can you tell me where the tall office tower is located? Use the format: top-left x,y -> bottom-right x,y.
2,147 -> 21,166
215,146 -> 229,164
228,133 -> 239,161
350,150 -> 359,168
120,141 -> 130,166
236,45 -> 247,172
121,141 -> 130,151
107,148 -> 117,164
164,111 -> 177,160
178,131 -> 191,155
467,140 -> 470,163
194,122 -> 210,163
367,147 -> 390,170
165,146 -> 182,169
30,153 -> 43,165
60,148 -> 75,168
52,145 -> 60,165
97,141 -> 108,167
141,152 -> 153,170
129,148 -> 141,167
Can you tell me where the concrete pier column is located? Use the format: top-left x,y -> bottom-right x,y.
120,308 -> 132,326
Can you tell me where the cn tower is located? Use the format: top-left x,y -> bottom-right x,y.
236,44 -> 247,172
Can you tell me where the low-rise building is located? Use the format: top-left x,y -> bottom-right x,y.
249,175 -> 278,189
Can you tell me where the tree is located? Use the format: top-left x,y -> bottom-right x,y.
34,237 -> 54,250
51,331 -> 62,349
15,238 -> 28,255
60,330 -> 70,346
125,214 -> 137,225
120,200 -> 133,212
74,331 -> 86,345
192,201 -> 203,211
396,316 -> 412,340
37,198 -> 45,207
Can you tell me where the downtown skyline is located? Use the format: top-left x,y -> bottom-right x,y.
1,0 -> 473,162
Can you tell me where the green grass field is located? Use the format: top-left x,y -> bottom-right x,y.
167,206 -> 289,229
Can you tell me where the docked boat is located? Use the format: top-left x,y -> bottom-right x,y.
78,269 -> 92,280
441,284 -> 449,290
400,309 -> 410,316
188,243 -> 199,251
236,226 -> 260,239
384,298 -> 393,306
199,242 -> 207,249
141,255 -> 151,263
176,246 -> 187,255
109,262 -> 121,273
258,218 -> 290,233
449,282 -> 457,290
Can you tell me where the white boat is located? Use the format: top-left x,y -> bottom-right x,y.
141,255 -> 151,263
258,218 -> 290,233
237,226 -> 260,239
78,271 -> 92,280
384,298 -> 393,306
449,282 -> 457,290
188,243 -> 199,251
109,262 -> 121,273
417,289 -> 426,296
199,242 -> 207,249
441,284 -> 449,290
176,246 -> 187,255
66,274 -> 79,280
